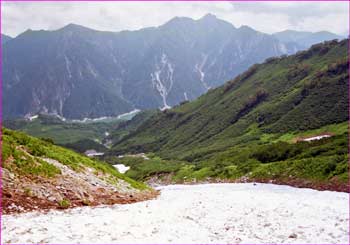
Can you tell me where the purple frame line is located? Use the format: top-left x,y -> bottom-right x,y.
1,1 -> 3,245
348,0 -> 350,244
0,0 -> 350,2
0,1 -> 349,245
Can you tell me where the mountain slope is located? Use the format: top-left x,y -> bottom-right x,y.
1,34 -> 12,45
273,30 -> 343,48
3,14 -> 340,120
109,39 -> 348,161
2,128 -> 157,214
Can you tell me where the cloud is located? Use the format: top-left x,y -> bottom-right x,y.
1,1 -> 348,37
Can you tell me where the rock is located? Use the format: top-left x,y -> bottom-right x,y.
289,233 -> 298,239
48,196 -> 56,202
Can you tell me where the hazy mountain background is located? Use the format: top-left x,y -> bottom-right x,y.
2,14 -> 343,119
1,34 -> 12,45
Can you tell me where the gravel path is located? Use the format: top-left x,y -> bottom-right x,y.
2,183 -> 349,244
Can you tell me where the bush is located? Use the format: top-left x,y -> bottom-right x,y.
58,199 -> 70,209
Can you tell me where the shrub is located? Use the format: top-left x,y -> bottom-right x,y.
58,199 -> 70,209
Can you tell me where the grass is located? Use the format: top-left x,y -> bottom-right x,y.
109,40 -> 348,164
58,199 -> 71,209
105,131 -> 348,186
2,128 -> 149,190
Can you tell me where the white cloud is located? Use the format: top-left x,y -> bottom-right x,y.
2,1 -> 348,37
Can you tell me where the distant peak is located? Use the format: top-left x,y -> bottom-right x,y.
163,16 -> 194,27
2,33 -> 12,39
197,14 -> 235,28
238,25 -> 256,33
59,23 -> 91,32
200,13 -> 217,20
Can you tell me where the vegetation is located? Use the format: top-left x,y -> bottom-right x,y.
3,112 -> 146,153
107,132 -> 348,185
2,128 -> 148,190
108,39 -> 348,162
103,40 -> 349,187
58,199 -> 71,209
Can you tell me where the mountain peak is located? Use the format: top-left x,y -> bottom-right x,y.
238,25 -> 256,34
163,16 -> 194,27
59,23 -> 92,32
197,13 -> 235,29
200,13 -> 217,21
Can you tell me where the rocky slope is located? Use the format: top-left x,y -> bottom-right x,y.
3,14 -> 342,119
2,128 -> 157,214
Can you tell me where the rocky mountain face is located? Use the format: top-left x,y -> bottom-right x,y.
3,14 -> 343,119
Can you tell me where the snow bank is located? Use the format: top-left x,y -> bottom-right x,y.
113,164 -> 130,174
2,183 -> 349,244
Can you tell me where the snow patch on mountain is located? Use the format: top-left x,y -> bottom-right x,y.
64,55 -> 72,79
184,92 -> 189,101
278,43 -> 288,54
195,54 -> 211,91
151,53 -> 174,110
85,60 -> 98,78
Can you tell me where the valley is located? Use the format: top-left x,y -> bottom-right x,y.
1,8 -> 349,244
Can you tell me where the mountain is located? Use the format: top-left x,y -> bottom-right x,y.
105,39 -> 348,191
2,128 -> 156,214
109,39 -> 348,160
3,14 -> 342,119
1,34 -> 12,45
273,30 -> 343,48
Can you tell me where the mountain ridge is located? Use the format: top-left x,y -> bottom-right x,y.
108,39 -> 348,161
3,14 -> 343,119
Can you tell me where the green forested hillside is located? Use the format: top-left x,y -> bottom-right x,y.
105,40 -> 348,190
109,39 -> 348,161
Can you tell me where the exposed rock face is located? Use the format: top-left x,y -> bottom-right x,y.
3,15 -> 341,119
2,158 -> 157,214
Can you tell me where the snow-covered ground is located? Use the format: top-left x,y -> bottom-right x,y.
113,164 -> 130,174
2,183 -> 349,244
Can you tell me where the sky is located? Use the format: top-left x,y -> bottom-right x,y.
2,1 -> 349,37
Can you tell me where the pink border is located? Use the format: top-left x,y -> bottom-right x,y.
0,1 -> 349,245
0,0 -> 349,1
1,1 -> 3,245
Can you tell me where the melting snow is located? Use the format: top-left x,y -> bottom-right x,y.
70,110 -> 140,123
2,183 -> 349,244
113,164 -> 130,174
151,53 -> 174,110
27,115 -> 38,121
64,55 -> 72,79
301,135 -> 332,142
184,92 -> 189,101
195,54 -> 211,91
117,109 -> 141,119
279,43 -> 288,54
